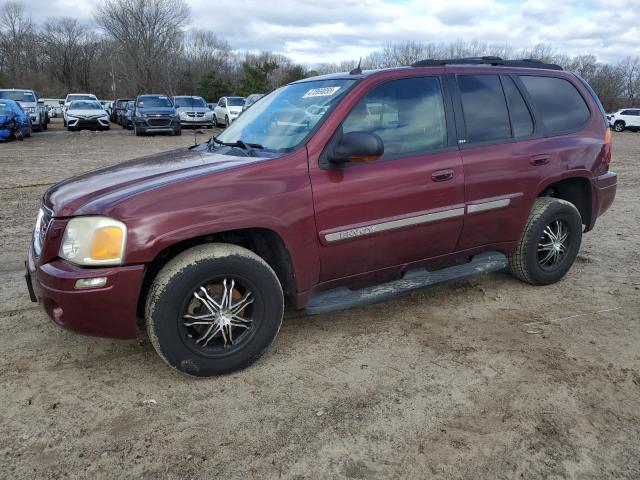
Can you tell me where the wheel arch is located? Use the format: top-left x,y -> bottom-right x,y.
136,227 -> 297,321
538,176 -> 592,230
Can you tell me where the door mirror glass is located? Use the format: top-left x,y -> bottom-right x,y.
329,131 -> 384,164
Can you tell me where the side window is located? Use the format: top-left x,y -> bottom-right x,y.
458,74 -> 511,143
217,98 -> 225,107
519,75 -> 590,135
341,76 -> 447,160
620,110 -> 633,115
502,76 -> 534,138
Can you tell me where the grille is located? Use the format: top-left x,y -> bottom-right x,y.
148,118 -> 171,127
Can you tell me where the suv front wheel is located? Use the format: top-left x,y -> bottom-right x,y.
146,244 -> 284,377
613,121 -> 625,132
508,197 -> 582,285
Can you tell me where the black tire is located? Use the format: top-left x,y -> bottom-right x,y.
63,118 -> 67,127
33,120 -> 42,132
134,123 -> 143,136
225,115 -> 229,127
212,115 -> 218,127
174,128 -> 182,136
146,243 -> 284,377
613,121 -> 625,132
508,197 -> 582,286
42,120 -> 47,130
67,126 -> 75,132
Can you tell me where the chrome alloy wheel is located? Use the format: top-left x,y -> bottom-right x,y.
182,278 -> 254,350
537,219 -> 569,269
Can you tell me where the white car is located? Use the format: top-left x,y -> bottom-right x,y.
65,100 -> 110,131
607,109 -> 640,132
213,96 -> 245,127
63,93 -> 98,126
173,95 -> 214,128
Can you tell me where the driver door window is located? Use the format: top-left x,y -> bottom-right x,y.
341,76 -> 447,160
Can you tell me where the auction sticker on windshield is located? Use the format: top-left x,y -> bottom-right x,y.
302,87 -> 341,98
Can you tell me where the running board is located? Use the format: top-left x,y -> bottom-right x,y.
304,251 -> 508,315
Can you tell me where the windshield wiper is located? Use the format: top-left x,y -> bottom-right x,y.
210,137 -> 264,156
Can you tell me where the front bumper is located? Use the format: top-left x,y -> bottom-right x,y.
180,117 -> 214,127
67,117 -> 109,129
134,117 -> 180,132
26,249 -> 145,339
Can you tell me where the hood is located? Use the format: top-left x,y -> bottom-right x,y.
67,108 -> 107,117
139,106 -> 176,115
43,147 -> 266,217
17,101 -> 36,109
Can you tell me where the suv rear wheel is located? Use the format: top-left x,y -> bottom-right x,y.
613,121 -> 625,132
146,243 -> 284,377
508,197 -> 582,285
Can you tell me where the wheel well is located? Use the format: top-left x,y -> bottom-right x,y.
136,228 -> 297,320
539,178 -> 591,227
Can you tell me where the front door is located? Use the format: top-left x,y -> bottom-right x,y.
308,75 -> 465,282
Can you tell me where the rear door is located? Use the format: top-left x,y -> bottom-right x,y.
308,74 -> 465,282
453,72 -> 593,249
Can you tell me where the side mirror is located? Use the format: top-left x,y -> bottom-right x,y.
329,132 -> 384,164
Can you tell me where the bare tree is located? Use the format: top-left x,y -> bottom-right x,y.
95,0 -> 191,93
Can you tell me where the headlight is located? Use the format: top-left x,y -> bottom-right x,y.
60,217 -> 127,266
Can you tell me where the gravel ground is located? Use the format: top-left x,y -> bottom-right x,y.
1,119 -> 639,479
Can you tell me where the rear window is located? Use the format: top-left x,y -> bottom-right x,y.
458,74 -> 511,143
519,76 -> 590,135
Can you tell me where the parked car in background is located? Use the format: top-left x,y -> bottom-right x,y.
206,102 -> 215,111
111,98 -> 131,123
25,58 -> 616,376
0,89 -> 46,132
173,95 -> 214,128
65,100 -> 110,131
213,96 -> 245,127
38,100 -> 50,127
63,93 -> 98,127
0,98 -> 32,141
121,100 -> 135,129
132,94 -> 181,136
242,93 -> 265,112
607,108 -> 640,132
117,100 -> 133,127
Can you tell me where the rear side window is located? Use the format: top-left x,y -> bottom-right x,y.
458,75 -> 511,143
519,76 -> 590,135
341,76 -> 447,159
502,76 -> 533,138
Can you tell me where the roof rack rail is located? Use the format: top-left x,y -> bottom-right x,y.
410,56 -> 563,71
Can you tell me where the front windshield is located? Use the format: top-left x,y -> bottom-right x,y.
70,101 -> 102,110
68,95 -> 95,102
137,96 -> 173,108
227,97 -> 245,107
175,97 -> 206,108
0,102 -> 14,114
216,79 -> 356,152
0,91 -> 36,102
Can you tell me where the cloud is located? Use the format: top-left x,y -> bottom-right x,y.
21,0 -> 640,64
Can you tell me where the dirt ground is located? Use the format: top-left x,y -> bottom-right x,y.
1,119 -> 639,480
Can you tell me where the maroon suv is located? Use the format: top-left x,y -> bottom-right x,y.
26,57 -> 617,376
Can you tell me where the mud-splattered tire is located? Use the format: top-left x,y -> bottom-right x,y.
508,197 -> 582,286
146,243 -> 284,377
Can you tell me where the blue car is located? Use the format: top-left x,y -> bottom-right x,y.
0,99 -> 32,141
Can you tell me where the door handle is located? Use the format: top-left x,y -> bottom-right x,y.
431,169 -> 455,182
530,154 -> 550,166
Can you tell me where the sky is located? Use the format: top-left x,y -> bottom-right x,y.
20,0 -> 640,65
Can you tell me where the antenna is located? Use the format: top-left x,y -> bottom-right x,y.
350,57 -> 363,75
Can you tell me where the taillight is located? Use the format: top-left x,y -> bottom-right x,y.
603,128 -> 612,170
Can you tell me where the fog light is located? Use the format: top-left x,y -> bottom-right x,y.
75,277 -> 107,289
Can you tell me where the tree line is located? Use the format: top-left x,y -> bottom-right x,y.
1,0 -> 638,111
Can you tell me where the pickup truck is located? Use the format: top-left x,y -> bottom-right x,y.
27,57 -> 617,377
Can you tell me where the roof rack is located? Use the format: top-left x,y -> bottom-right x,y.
411,56 -> 563,71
